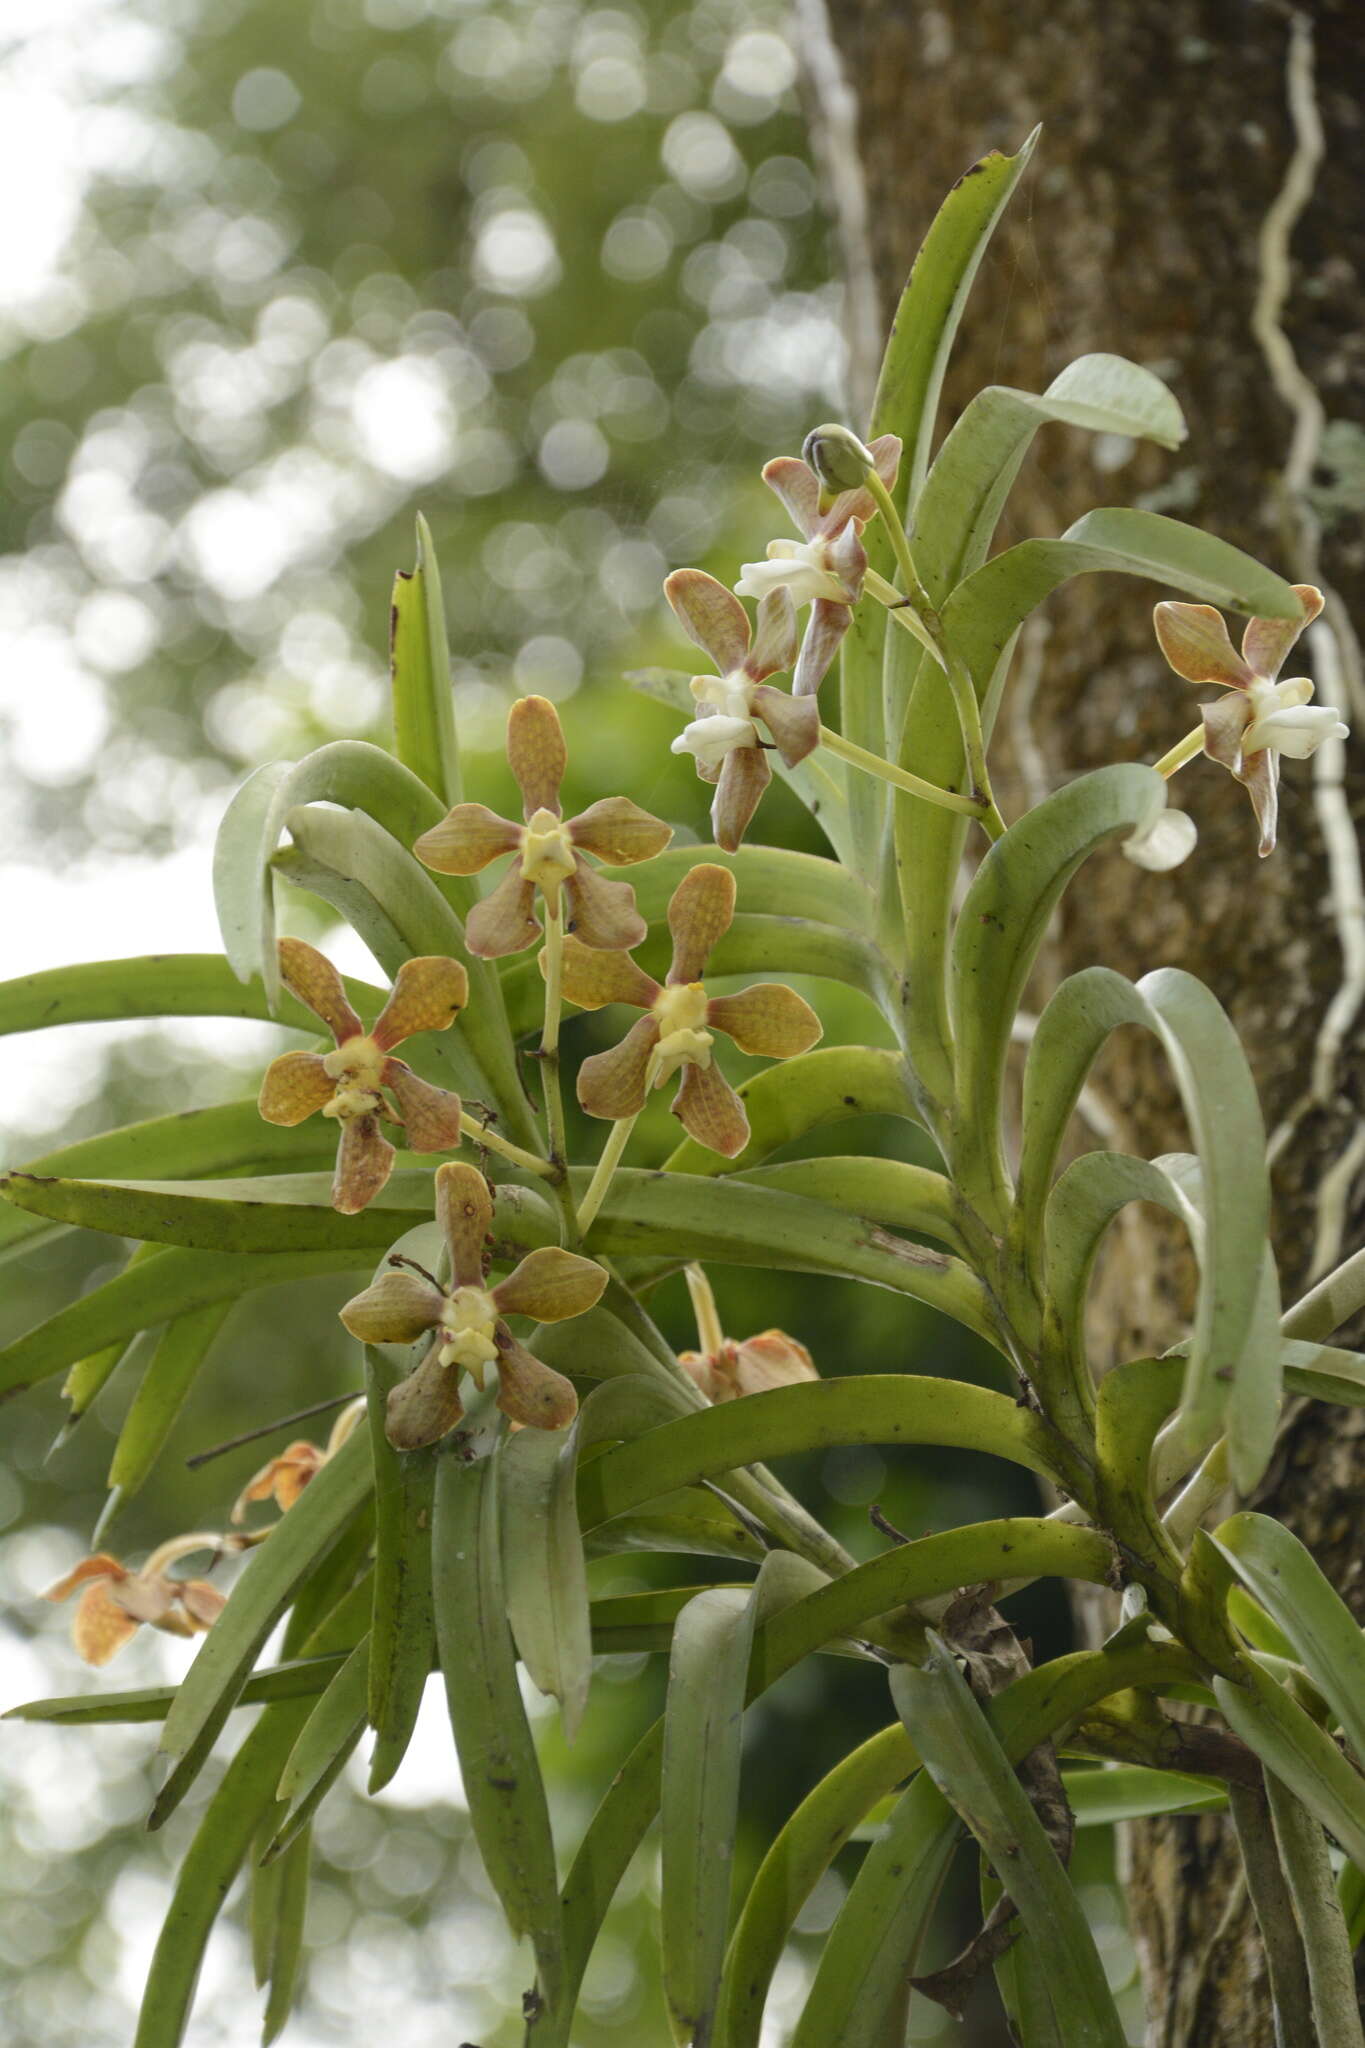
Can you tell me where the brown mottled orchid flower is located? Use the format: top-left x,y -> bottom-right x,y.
564,863 -> 822,1159
339,1161 -> 606,1450
44,1534 -> 236,1666
664,570 -> 818,852
1153,584 -> 1345,856
736,432 -> 901,695
230,1397 -> 367,1525
258,938 -> 468,1215
412,693 -> 672,957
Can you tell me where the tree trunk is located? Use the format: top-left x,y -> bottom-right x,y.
804,3 -> 1365,2041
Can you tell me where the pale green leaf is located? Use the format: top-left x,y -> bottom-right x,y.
499,1424 -> 592,1742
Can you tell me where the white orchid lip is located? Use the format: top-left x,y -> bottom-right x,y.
671,713 -> 757,769
735,537 -> 846,608
1243,700 -> 1348,759
1123,805 -> 1198,872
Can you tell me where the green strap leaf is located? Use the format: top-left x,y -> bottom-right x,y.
575,1380 -> 1083,1534
499,1423 -> 593,1742
626,842 -> 873,936
791,1768 -> 957,2048
1282,1244 -> 1365,1346
105,1300 -> 233,1511
892,1641 -> 1129,2048
154,1425 -> 373,1826
663,1045 -> 918,1177
364,1348 -> 437,1792
433,1453 -> 564,2014
6,1652 -> 352,1726
1213,1512 -> 1365,1770
251,1821 -> 311,2046
1263,1773 -> 1365,2048
738,1157 -> 967,1258
950,764 -> 1167,1215
266,1637 -> 371,1860
914,354 -> 1186,607
1215,1659 -> 1365,1872
390,511 -> 464,816
1282,1338 -> 1365,1406
662,1554 -> 823,2047
0,952 -> 380,1040
1062,1764 -> 1226,1827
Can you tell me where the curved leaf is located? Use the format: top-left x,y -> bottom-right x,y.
1214,1660 -> 1365,1871
499,1424 -> 592,1742
433,1453 -> 563,2015
738,1156 -> 967,1257
251,1820 -> 311,2046
364,1347 -> 436,1792
267,1636 -> 370,1859
390,511 -> 464,816
0,952 -> 379,1040
893,1642 -> 1128,2048
105,1300 -> 233,1511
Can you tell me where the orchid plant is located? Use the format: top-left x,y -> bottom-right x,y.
5,139 -> 1365,2048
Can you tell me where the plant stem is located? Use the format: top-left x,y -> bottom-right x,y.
819,725 -> 985,819
537,893 -> 579,1242
576,1112 -> 640,1234
1153,724 -> 1206,778
457,1112 -> 553,1178
861,468 -> 1007,842
684,1263 -> 725,1357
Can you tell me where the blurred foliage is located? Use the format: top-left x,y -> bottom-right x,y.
0,3 -> 1076,2043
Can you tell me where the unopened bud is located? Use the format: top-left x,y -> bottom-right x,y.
802,423 -> 876,497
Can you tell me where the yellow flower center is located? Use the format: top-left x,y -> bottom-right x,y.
520,807 -> 577,893
321,1035 -> 388,1122
437,1286 -> 501,1380
650,981 -> 713,1086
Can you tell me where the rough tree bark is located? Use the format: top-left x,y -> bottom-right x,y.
802,3 -> 1365,2042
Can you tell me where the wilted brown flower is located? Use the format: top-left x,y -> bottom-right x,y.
412,694 -> 672,957
230,1397 -> 368,1524
664,570 -> 817,852
1153,584 -> 1344,855
562,863 -> 821,1158
339,1161 -> 606,1450
258,937 -> 467,1214
44,1534 -> 236,1666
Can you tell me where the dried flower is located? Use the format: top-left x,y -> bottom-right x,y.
736,433 -> 901,694
663,570 -> 818,851
258,938 -> 468,1215
562,863 -> 822,1157
1153,584 -> 1345,854
230,1397 -> 368,1524
680,1330 -> 819,1403
412,694 -> 672,956
339,1162 -> 606,1450
44,1534 -> 235,1666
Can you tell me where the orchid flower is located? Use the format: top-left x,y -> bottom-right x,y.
258,938 -> 468,1214
413,693 -> 672,956
678,1264 -> 818,1402
736,433 -> 901,694
562,863 -> 822,1158
663,570 -> 817,851
339,1161 -> 606,1450
44,1534 -> 236,1666
230,1396 -> 368,1524
1153,584 -> 1345,855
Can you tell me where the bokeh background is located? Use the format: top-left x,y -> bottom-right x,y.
0,2 -> 1133,2042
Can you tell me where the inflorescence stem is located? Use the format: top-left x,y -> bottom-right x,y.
576,1110 -> 640,1235
1154,724 -> 1207,779
819,724 -> 985,819
458,1111 -> 553,1178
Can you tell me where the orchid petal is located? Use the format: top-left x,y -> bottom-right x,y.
71,1582 -> 142,1665
577,1015 -> 661,1121
706,982 -> 822,1058
1201,692 -> 1253,773
507,694 -> 567,817
793,598 -> 852,697
664,568 -> 751,673
382,1060 -> 464,1151
277,937 -> 364,1043
1242,703 -> 1347,759
557,937 -> 660,1012
466,865 -> 541,959
672,1061 -> 749,1158
760,456 -> 820,538
565,859 -> 649,952
1154,602 -> 1257,688
44,1554 -> 127,1602
332,1114 -> 396,1215
257,1051 -> 335,1128
372,956 -> 468,1050
385,1345 -> 466,1452
412,802 -> 522,877
667,862 -> 736,984
746,587 -> 798,680
492,1246 -> 608,1323
177,1581 -> 227,1630
231,1446 -> 325,1523
730,1329 -> 818,1395
711,745 -> 771,854
1239,747 -> 1281,858
750,683 -> 820,765
493,1331 -> 579,1431
568,795 -> 673,866
436,1161 -> 493,1288
339,1269 -> 446,1344
1241,584 -> 1324,680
